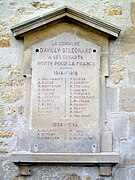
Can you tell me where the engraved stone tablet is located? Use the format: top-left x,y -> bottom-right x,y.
31,33 -> 101,153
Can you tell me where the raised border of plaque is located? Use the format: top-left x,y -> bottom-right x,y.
11,6 -> 121,176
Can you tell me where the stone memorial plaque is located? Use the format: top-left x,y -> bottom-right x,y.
31,33 -> 101,153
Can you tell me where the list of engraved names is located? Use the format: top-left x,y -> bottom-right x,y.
31,33 -> 100,146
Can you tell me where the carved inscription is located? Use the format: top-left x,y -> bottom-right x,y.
31,33 -> 101,152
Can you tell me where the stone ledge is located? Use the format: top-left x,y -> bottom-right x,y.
11,152 -> 119,165
11,6 -> 121,38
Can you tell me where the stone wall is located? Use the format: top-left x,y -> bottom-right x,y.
0,0 -> 135,179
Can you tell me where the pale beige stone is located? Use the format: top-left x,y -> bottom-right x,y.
129,168 -> 135,180
105,9 -> 122,15
7,107 -> 16,116
129,72 -> 135,85
0,141 -> 7,146
120,141 -> 135,166
0,25 -> 6,32
17,8 -> 33,15
99,165 -> 112,176
0,34 -> 9,38
10,16 -> 20,23
18,106 -> 24,114
0,39 -> 10,47
0,64 -> 4,70
113,114 -> 127,139
111,65 -> 125,84
31,33 -> 101,153
0,106 -> 4,116
106,88 -> 117,112
33,2 -> 54,9
128,115 -> 135,140
127,55 -> 135,71
119,88 -> 135,112
0,79 -> 24,87
131,2 -> 135,24
101,130 -> 112,152
8,65 -> 21,77
0,131 -> 13,138
121,27 -> 135,54
114,168 -> 127,180
1,90 -> 23,103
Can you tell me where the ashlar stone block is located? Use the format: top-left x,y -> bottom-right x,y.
128,115 -> 135,140
119,88 -> 135,112
113,114 -> 127,139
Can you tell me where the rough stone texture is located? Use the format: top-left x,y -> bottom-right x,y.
106,88 -> 117,112
121,27 -> 135,54
119,88 -> 135,112
105,9 -> 122,15
0,131 -> 13,138
99,165 -> 112,176
120,141 -> 135,166
113,114 -> 127,140
8,65 -> 21,77
129,168 -> 135,180
111,65 -> 125,84
114,168 -> 127,180
1,90 -> 23,103
131,2 -> 135,24
0,79 -> 24,87
0,0 -> 134,179
128,72 -> 135,85
128,115 -> 135,140
101,131 -> 112,152
0,39 -> 10,47
0,106 -> 4,116
32,2 -> 54,9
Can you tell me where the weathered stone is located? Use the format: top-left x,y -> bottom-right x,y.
0,25 -> 6,32
114,168 -> 127,180
131,2 -> 135,24
127,55 -> 135,71
0,64 -> 4,70
120,141 -> 135,166
128,115 -> 135,140
7,107 -> 16,116
0,79 -> 24,87
18,130 -> 30,151
0,131 -> 13,138
0,39 -> 10,47
18,106 -> 24,114
105,9 -> 122,15
129,168 -> 135,180
10,16 -> 20,23
0,106 -> 4,116
0,120 -> 8,129
1,90 -> 23,103
8,65 -> 21,77
0,150 -> 8,154
129,72 -> 135,85
111,56 -> 125,63
101,131 -> 112,152
99,165 -> 112,176
31,33 -> 101,153
121,27 -> 135,54
0,34 -> 10,38
113,114 -> 127,139
32,2 -> 54,9
0,141 -> 7,146
111,65 -> 125,84
17,8 -> 33,15
119,88 -> 135,112
86,176 -> 91,180
106,88 -> 117,112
